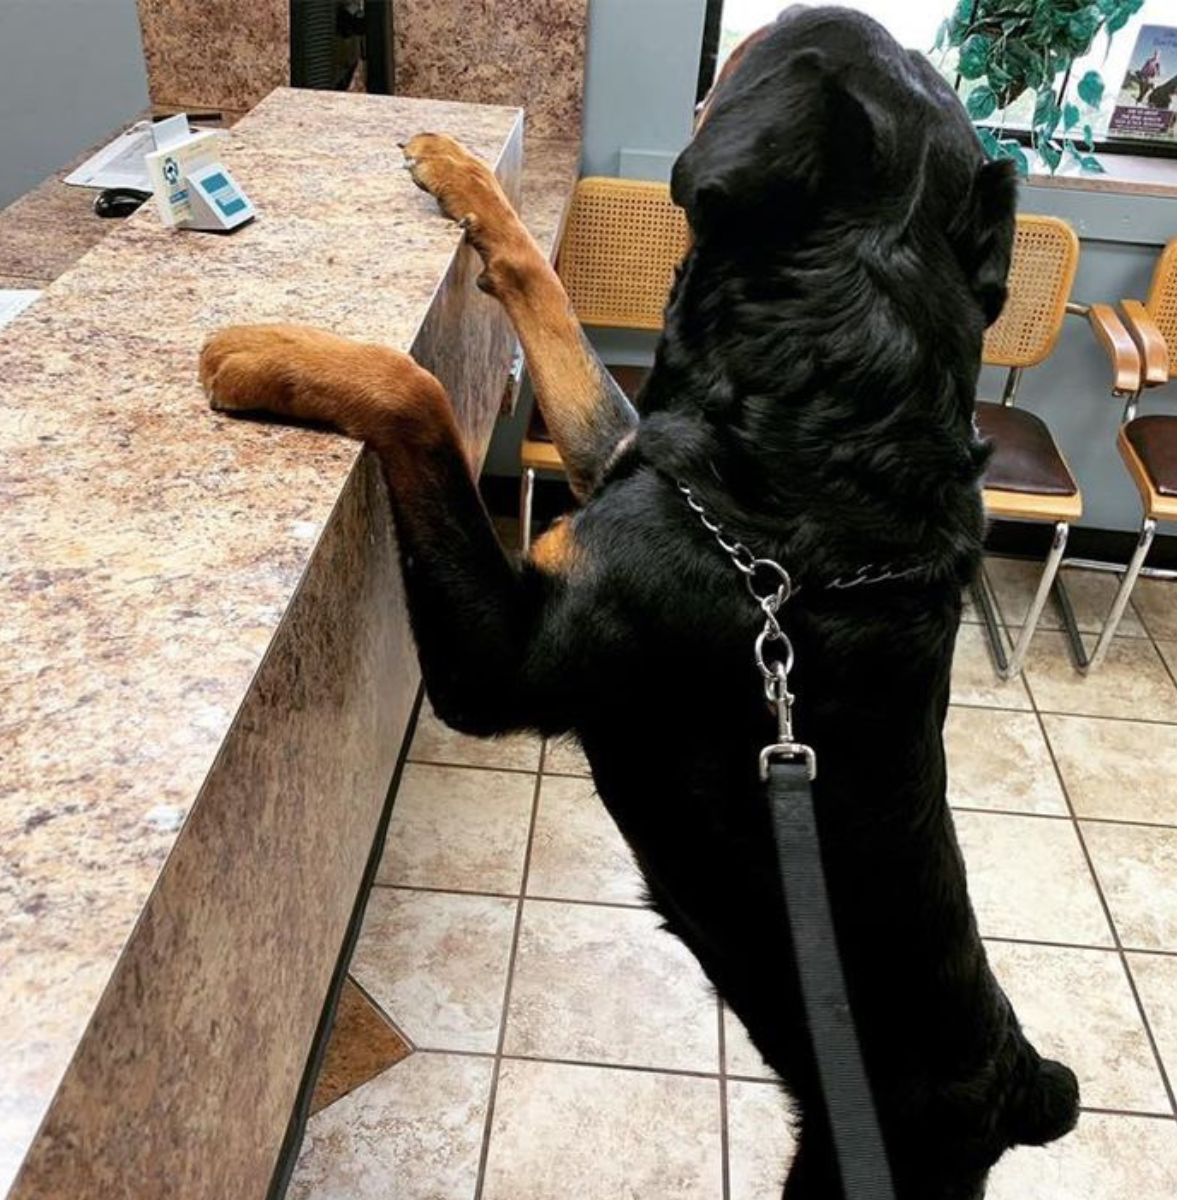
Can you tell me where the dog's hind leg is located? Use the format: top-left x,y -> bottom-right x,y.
403,133 -> 639,498
199,324 -> 578,734
780,1102 -> 841,1200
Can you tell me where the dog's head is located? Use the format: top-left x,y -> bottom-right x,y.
672,5 -> 1016,324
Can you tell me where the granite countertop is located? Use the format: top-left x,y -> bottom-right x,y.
0,87 -> 576,1194
0,109 -> 578,286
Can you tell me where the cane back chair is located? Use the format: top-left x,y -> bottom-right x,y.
970,214 -> 1144,678
518,177 -> 690,550
1058,238 -> 1177,671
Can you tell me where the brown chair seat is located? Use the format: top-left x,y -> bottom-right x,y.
975,402 -> 1076,496
1122,415 -> 1176,497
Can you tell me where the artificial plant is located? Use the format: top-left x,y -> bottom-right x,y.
935,0 -> 1146,174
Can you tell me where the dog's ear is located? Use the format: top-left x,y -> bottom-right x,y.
952,158 -> 1018,326
671,48 -> 879,236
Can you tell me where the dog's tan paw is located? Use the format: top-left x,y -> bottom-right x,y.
200,323 -> 439,440
199,324 -> 311,415
402,132 -> 519,262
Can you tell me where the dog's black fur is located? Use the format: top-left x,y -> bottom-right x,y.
209,7 -> 1080,1196
425,11 -> 1078,1197
416,10 -> 1076,1199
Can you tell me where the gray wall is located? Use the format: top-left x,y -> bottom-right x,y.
0,0 -> 150,208
579,0 -> 705,180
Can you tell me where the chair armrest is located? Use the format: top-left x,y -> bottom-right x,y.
1071,302 -> 1142,396
1119,298 -> 1172,387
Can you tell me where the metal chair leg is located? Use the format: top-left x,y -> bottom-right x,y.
519,467 -> 536,554
972,522 -> 1070,680
1056,517 -> 1157,674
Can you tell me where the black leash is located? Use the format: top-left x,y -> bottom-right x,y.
678,479 -> 897,1200
766,758 -> 896,1200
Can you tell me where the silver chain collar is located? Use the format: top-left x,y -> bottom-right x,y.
678,479 -> 938,780
677,481 -> 815,782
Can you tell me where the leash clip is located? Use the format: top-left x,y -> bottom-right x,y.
759,664 -> 816,780
759,741 -> 818,782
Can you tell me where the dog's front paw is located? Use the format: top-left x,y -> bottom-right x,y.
200,323 -> 440,440
402,133 -> 519,266
199,324 -> 311,415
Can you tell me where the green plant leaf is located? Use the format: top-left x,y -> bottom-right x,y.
1063,102 -> 1081,130
1007,41 -> 1046,91
1066,11 -> 1100,53
1039,140 -> 1063,172
958,34 -> 991,80
1080,154 -> 1105,173
966,86 -> 999,120
1034,87 -> 1061,131
976,127 -> 1003,161
1077,69 -> 1106,107
999,142 -> 1030,178
1083,123 -> 1095,151
987,59 -> 1014,91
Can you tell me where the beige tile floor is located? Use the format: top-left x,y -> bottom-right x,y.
289,564 -> 1176,1200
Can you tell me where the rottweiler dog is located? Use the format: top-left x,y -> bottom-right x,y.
200,7 -> 1079,1197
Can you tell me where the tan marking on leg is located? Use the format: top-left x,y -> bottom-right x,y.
527,518 -> 579,576
404,134 -> 635,497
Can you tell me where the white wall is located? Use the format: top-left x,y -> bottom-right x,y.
0,0 -> 150,208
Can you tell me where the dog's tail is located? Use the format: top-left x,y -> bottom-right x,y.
1009,1058 -> 1080,1147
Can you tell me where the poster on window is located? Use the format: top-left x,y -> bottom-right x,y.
1108,24 -> 1177,142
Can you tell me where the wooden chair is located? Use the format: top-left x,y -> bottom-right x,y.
971,215 -> 1144,678
519,177 -> 690,550
1057,238 -> 1177,671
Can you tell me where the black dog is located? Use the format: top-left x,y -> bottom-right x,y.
201,8 -> 1079,1196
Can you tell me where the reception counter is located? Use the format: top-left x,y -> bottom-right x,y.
0,88 -> 577,1199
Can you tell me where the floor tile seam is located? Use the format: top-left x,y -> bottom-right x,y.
1031,703 -> 1178,1116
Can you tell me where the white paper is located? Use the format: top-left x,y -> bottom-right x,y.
0,289 -> 42,329
63,121 -> 156,191
151,113 -> 192,150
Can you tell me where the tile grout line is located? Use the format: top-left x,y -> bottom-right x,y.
947,698 -> 1176,728
344,970 -> 418,1051
339,1039 -> 1175,1123
980,933 -> 1173,956
1076,1104 -> 1177,1122
402,752 -> 592,780
373,879 -> 648,911
1028,701 -> 1177,1117
367,874 -> 1178,958
1146,629 -> 1177,684
952,804 -> 1175,830
1129,591 -> 1176,679
717,1000 -> 731,1200
405,755 -> 540,777
470,738 -> 547,1200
